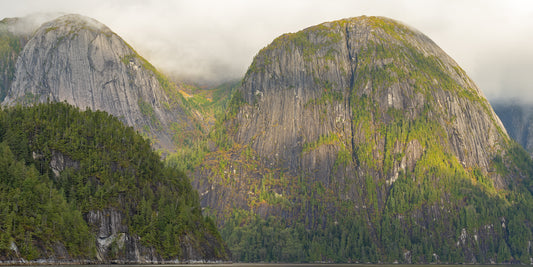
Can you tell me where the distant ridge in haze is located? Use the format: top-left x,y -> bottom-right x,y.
493,100 -> 533,155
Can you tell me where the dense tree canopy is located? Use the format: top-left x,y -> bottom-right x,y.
0,102 -> 226,261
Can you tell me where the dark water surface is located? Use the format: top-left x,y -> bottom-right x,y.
3,265 -> 513,267
239,265 -> 513,267
169,265 -> 513,267
228,266 -> 512,267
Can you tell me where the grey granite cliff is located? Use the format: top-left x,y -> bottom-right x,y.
192,16 -> 524,263
2,14 -> 197,152
196,16 -> 512,215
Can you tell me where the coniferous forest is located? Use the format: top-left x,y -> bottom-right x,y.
0,102 -> 226,261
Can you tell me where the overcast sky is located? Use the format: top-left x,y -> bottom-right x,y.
1,0 -> 532,102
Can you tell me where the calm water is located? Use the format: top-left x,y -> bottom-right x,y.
230,266 -> 515,267
1,265 -> 514,267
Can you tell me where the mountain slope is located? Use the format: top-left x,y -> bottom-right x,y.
193,16 -> 533,263
0,102 -> 228,263
2,14 -> 200,152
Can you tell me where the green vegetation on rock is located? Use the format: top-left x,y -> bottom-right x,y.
192,16 -> 533,264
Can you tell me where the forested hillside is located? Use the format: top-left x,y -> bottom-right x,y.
0,102 -> 228,263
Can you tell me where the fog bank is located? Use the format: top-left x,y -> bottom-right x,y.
1,0 -> 532,101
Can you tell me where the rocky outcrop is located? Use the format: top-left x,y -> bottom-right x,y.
49,150 -> 79,177
2,14 -> 199,152
493,101 -> 533,154
85,208 -> 226,264
86,209 -> 160,263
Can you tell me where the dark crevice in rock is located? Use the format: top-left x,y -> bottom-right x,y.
345,25 -> 359,167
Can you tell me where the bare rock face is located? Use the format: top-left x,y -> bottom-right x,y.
86,208 -> 224,263
197,16 -> 511,215
86,209 -> 162,263
2,14 -> 197,151
237,16 -> 506,183
193,16 -> 526,262
49,150 -> 79,177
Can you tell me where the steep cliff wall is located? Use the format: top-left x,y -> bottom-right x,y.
235,16 -> 506,184
2,14 -> 199,152
193,16 -> 533,263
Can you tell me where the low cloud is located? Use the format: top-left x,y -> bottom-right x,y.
1,12 -> 65,36
1,0 -> 532,101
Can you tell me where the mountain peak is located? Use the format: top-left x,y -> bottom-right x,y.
2,14 -> 199,152
0,13 -> 63,37
193,16 -> 528,262
239,16 -> 508,173
40,14 -> 111,35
